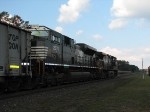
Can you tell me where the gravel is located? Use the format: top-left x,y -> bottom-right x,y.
0,76 -> 124,112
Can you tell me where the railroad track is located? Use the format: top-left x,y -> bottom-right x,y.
0,73 -> 134,100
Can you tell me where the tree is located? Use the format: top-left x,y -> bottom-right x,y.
117,60 -> 139,72
0,11 -> 24,27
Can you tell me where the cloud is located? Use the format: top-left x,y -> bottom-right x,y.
100,46 -> 150,69
108,18 -> 128,30
135,18 -> 150,28
109,0 -> 150,29
76,30 -> 83,35
111,0 -> 150,19
58,0 -> 90,23
145,48 -> 150,52
92,34 -> 102,40
55,26 -> 63,33
136,18 -> 146,27
101,46 -> 121,57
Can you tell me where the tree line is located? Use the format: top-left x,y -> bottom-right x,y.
117,60 -> 139,72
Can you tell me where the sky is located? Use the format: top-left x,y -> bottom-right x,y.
0,0 -> 150,69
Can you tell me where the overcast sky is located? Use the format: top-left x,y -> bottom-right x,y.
1,0 -> 150,69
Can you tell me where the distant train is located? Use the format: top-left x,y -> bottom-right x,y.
0,12 -> 118,93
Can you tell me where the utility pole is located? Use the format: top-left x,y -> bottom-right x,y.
142,58 -> 144,79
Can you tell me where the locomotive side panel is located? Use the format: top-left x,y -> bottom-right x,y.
75,43 -> 97,68
49,30 -> 62,65
63,36 -> 76,65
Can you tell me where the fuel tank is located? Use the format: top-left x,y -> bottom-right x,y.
65,72 -> 91,82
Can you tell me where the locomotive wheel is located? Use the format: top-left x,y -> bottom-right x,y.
0,88 -> 5,94
35,84 -> 42,89
46,82 -> 52,87
0,84 -> 6,94
21,76 -> 38,90
7,80 -> 21,92
46,79 -> 52,87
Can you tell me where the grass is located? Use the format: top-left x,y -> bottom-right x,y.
33,74 -> 150,112
81,74 -> 150,112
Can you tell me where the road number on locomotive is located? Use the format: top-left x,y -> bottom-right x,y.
8,34 -> 19,50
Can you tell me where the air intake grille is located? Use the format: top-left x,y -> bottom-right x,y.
30,46 -> 48,59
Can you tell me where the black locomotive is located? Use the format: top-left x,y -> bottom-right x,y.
25,25 -> 118,88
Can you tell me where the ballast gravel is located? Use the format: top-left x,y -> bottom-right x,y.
0,76 -> 127,112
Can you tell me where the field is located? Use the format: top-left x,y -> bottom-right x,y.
1,73 -> 150,112
34,74 -> 150,112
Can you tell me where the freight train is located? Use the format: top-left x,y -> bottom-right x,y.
0,12 -> 118,93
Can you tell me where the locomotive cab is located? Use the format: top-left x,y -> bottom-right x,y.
25,24 -> 64,86
95,52 -> 107,69
95,52 -> 118,78
75,45 -> 84,65
110,56 -> 118,70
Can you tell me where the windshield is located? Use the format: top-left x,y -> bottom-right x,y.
31,30 -> 49,36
